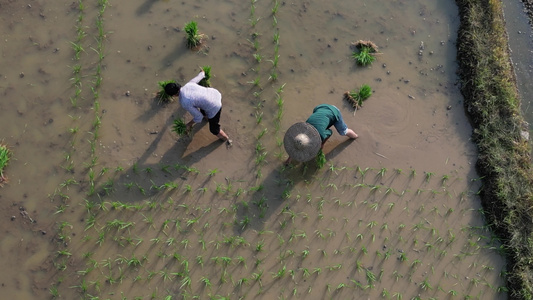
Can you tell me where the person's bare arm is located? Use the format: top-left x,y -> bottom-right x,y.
345,129 -> 358,139
188,71 -> 205,84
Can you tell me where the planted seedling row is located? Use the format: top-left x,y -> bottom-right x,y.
50,162 -> 505,299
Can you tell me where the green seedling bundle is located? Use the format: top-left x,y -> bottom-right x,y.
184,20 -> 205,49
172,118 -> 188,136
344,84 -> 372,110
0,143 -> 11,186
198,65 -> 212,87
351,40 -> 379,66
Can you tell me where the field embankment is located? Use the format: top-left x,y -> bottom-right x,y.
455,0 -> 533,299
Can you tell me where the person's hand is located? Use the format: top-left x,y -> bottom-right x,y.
185,121 -> 195,135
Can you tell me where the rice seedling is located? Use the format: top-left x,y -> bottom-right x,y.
57,249 -> 72,257
367,221 -> 378,229
366,268 -> 377,288
70,41 -> 85,60
269,71 -> 278,81
238,216 -> 251,230
420,277 -> 433,290
442,174 -> 450,184
49,284 -> 60,298
206,168 -> 219,177
253,53 -> 263,62
180,275 -> 192,289
425,171 -> 434,182
236,277 -> 250,288
248,76 -> 261,87
199,65 -> 212,87
255,111 -> 264,124
257,127 -> 268,140
248,37 -> 260,50
184,21 -> 203,49
271,0 -> 280,15
398,251 -> 408,262
252,270 -> 263,285
344,84 -> 372,110
199,276 -> 211,288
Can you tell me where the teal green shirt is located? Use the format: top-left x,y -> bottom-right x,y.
306,104 -> 342,142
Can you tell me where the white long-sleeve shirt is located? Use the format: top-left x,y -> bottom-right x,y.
179,71 -> 222,123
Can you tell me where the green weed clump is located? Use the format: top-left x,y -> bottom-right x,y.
157,80 -> 176,103
344,84 -> 372,109
0,143 -> 11,186
199,66 -> 212,87
172,118 -> 187,136
184,21 -> 203,49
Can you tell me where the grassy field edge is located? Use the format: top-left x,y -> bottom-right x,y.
455,0 -> 533,299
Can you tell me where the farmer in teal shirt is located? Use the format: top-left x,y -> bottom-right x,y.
284,104 -> 358,164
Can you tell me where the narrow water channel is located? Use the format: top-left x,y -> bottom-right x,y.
502,0 -> 533,130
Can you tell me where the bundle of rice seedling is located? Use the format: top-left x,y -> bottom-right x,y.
0,143 -> 11,186
172,118 -> 187,136
351,40 -> 379,66
199,65 -> 211,87
344,84 -> 372,110
352,40 -> 379,53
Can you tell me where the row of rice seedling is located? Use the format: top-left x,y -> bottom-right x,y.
48,0 -> 112,298
52,165 -> 504,299
245,0 -> 288,180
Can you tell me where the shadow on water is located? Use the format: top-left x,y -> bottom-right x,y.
162,42 -> 193,68
134,95 -> 189,124
92,115 -> 224,203
232,139 -> 355,235
136,0 -> 158,15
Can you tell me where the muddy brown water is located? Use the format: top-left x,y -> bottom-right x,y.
1,0 -> 507,299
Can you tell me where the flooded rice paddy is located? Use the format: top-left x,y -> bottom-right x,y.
0,0 -> 507,299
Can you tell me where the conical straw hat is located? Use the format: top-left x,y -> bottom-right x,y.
283,122 -> 321,162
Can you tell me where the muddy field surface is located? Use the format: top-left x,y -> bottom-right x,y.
0,0 -> 508,299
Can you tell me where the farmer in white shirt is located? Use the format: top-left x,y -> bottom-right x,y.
164,71 -> 232,145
